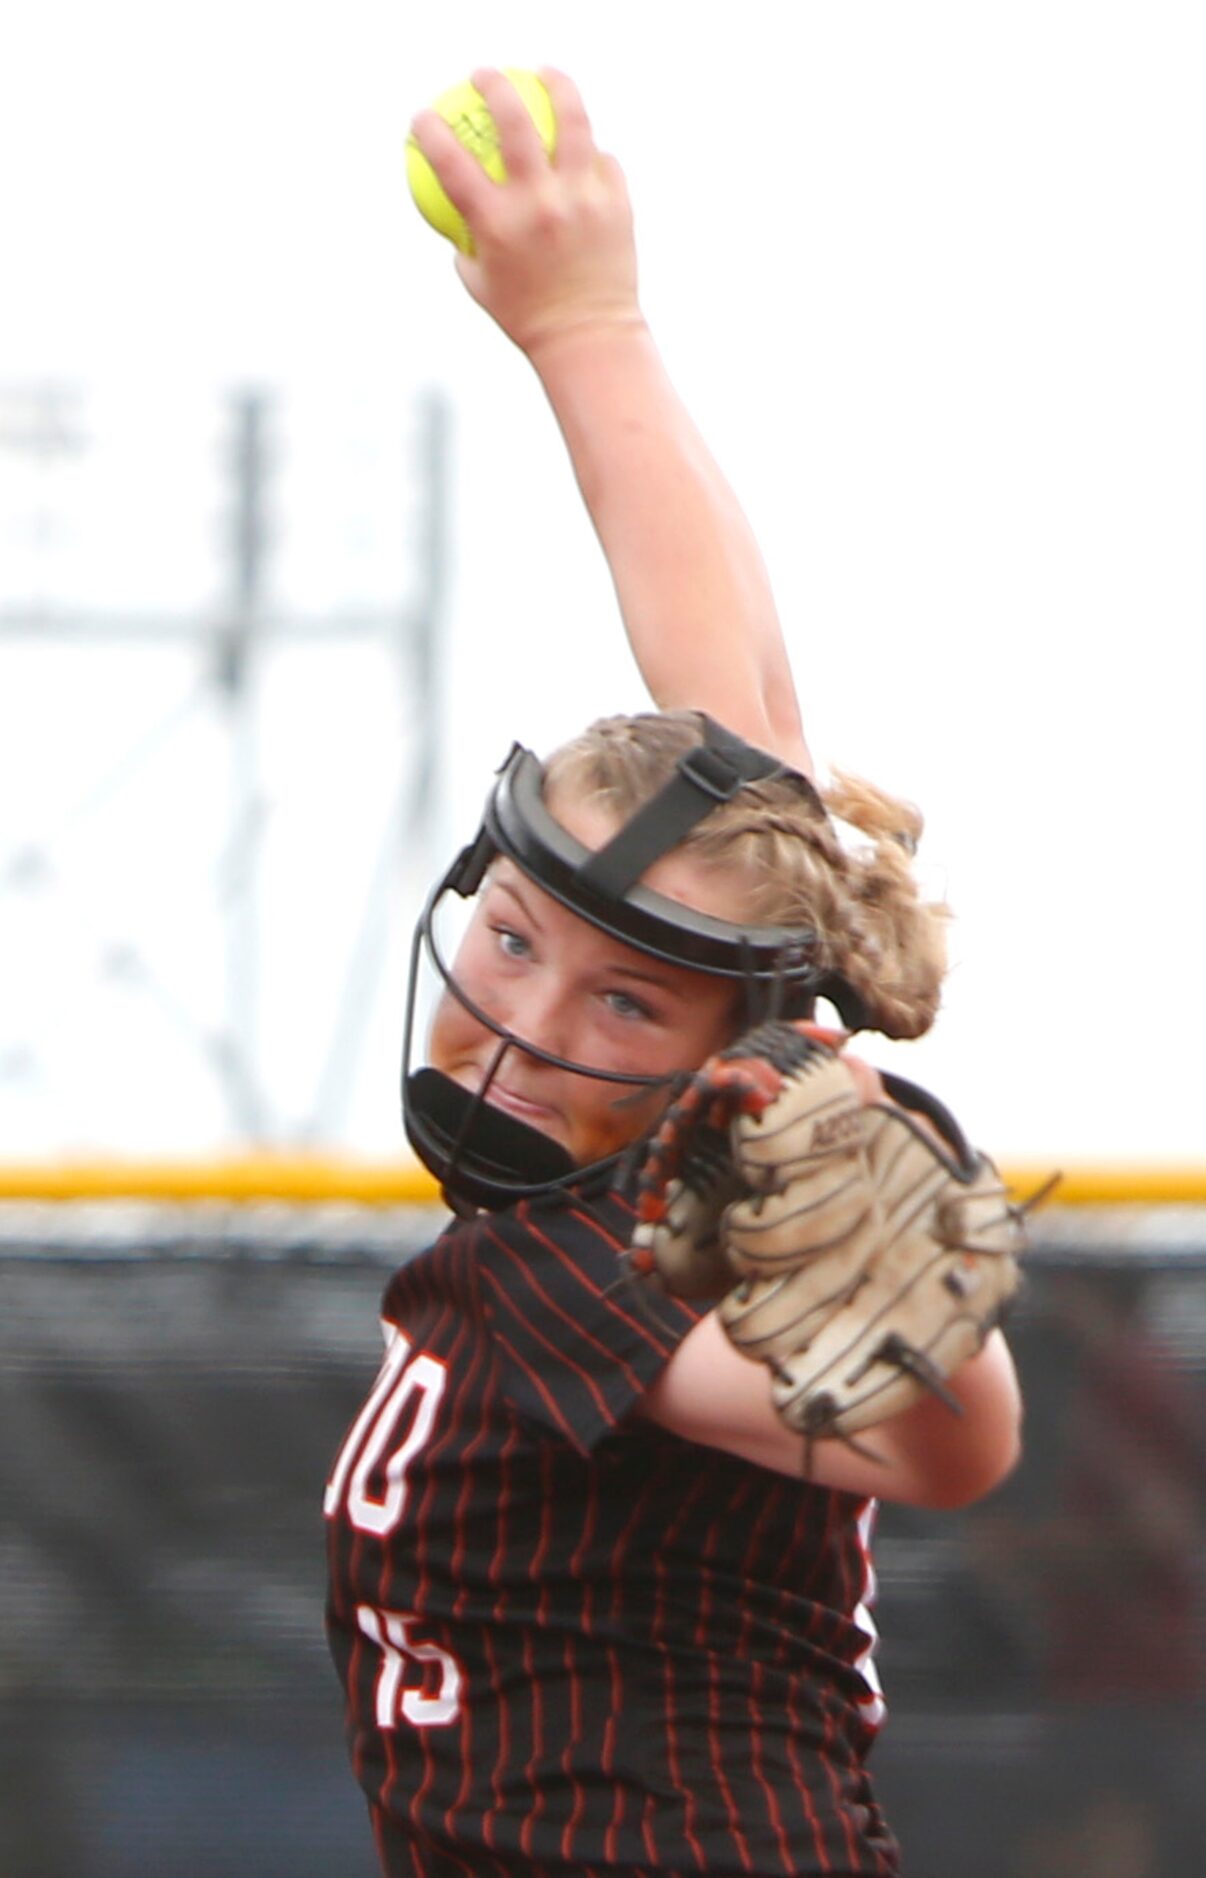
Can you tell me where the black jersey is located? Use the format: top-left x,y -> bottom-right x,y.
325,1185 -> 898,1877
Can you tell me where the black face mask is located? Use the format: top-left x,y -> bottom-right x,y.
401,722 -> 869,1213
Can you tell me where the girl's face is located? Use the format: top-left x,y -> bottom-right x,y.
427,797 -> 747,1168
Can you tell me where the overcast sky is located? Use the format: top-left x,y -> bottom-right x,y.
2,1 -> 1204,1167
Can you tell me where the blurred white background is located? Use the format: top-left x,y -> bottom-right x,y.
1,0 -> 1203,1163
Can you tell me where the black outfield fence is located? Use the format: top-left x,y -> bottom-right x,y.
2,1203 -> 1203,1877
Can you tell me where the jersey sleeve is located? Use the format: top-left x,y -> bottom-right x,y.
471,1189 -> 701,1455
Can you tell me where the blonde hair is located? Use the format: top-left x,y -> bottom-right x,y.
543,711 -> 949,1040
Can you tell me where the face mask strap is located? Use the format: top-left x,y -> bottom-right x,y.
574,718 -> 791,898
487,737 -> 852,1012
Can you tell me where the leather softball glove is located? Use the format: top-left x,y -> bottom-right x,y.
630,1021 -> 1033,1445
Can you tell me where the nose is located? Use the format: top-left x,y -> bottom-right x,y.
494,975 -> 576,1065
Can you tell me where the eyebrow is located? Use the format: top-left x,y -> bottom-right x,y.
492,875 -> 693,1003
492,873 -> 544,929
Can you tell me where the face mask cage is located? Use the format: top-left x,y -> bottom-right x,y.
400,864 -> 682,1214
401,725 -> 870,1213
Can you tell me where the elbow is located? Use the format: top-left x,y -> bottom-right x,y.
919,1423 -> 1024,1512
915,1330 -> 1025,1510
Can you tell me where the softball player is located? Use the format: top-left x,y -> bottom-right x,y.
324,70 -> 1022,1875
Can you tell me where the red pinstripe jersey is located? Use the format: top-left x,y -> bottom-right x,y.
325,1185 -> 899,1877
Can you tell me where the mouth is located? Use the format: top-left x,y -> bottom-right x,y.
451,1068 -> 561,1130
484,1082 -> 560,1126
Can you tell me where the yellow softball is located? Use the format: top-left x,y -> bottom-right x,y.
406,69 -> 558,254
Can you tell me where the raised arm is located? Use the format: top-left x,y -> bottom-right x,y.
410,67 -> 812,774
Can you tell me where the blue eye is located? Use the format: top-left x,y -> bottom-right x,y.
604,988 -> 653,1022
491,924 -> 530,960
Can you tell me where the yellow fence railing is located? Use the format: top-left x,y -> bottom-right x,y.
0,1156 -> 1205,1208
0,1155 -> 441,1206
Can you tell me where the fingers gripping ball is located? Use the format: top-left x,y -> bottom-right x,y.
631,1020 -> 1031,1446
407,70 -> 558,254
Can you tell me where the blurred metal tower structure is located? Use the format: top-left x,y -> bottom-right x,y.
0,382 -> 451,1144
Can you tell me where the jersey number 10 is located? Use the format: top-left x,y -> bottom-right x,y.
324,1326 -> 463,1729
324,1323 -> 447,1536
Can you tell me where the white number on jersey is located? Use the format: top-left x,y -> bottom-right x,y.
356,1603 -> 462,1729
326,1326 -> 464,1728
323,1324 -> 447,1537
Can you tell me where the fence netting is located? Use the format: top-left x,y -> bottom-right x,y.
2,1202 -> 1203,1877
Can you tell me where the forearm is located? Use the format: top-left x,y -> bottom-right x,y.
641,1315 -> 1022,1507
412,68 -> 810,768
529,319 -> 811,771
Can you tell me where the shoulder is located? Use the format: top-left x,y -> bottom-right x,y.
469,1183 -> 702,1453
468,1182 -> 641,1275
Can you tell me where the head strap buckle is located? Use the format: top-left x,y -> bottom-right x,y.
676,742 -> 747,802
